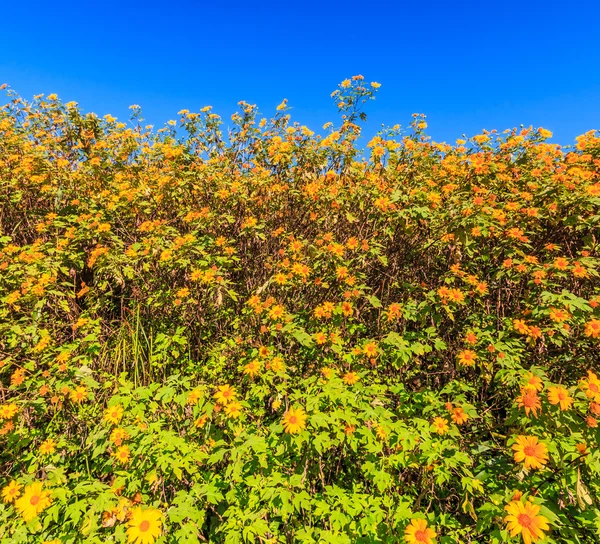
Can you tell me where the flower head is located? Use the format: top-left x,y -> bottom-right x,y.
547,385 -> 573,411
2,480 -> 22,503
213,384 -> 237,405
14,482 -> 52,522
104,404 -> 124,425
404,518 -> 437,544
504,499 -> 550,543
282,406 -> 307,434
512,436 -> 549,470
126,506 -> 163,544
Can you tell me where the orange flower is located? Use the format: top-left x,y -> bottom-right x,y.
584,319 -> 600,339
343,371 -> 360,385
547,385 -> 573,410
213,384 -> 237,405
580,371 -> 600,402
512,436 -> 549,470
431,417 -> 449,435
521,373 -> 543,392
282,406 -> 307,434
404,518 -> 437,544
456,350 -> 477,367
516,388 -> 541,417
504,499 -> 550,543
451,407 -> 469,425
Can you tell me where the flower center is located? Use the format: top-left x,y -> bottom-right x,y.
30,494 -> 40,506
523,445 -> 536,457
414,529 -> 427,542
589,383 -> 599,393
518,513 -> 532,529
288,416 -> 297,425
140,520 -> 150,532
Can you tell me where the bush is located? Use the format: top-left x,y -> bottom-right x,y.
0,76 -> 599,543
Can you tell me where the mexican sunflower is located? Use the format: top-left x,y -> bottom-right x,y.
282,406 -> 307,434
512,436 -> 549,470
14,481 -> 52,522
504,499 -> 550,543
404,518 -> 437,544
126,506 -> 163,544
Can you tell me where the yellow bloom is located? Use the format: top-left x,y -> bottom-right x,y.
225,401 -> 243,419
547,386 -> 573,411
504,499 -> 550,543
343,371 -> 360,385
457,350 -> 477,367
282,406 -> 307,434
404,518 -> 437,544
110,427 -> 129,446
213,384 -> 237,405
39,438 -> 57,455
103,404 -> 124,425
431,417 -> 449,435
512,436 -> 549,470
14,482 -> 52,522
2,480 -> 22,503
0,403 -> 18,420
126,506 -> 163,544
113,445 -> 131,464
70,386 -> 88,404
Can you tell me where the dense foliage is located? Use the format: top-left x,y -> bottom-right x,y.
0,77 -> 599,543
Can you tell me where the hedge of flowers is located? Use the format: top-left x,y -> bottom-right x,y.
0,76 -> 599,543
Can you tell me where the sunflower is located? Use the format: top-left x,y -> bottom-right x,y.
213,384 -> 237,405
1,480 -> 22,503
504,499 -> 550,543
404,518 -> 437,544
0,403 -> 18,420
113,445 -> 131,464
547,386 -> 573,411
456,350 -> 477,366
512,436 -> 549,470
343,371 -> 360,385
14,481 -> 52,522
39,438 -> 57,455
282,406 -> 307,434
224,401 -> 243,419
126,506 -> 163,544
104,404 -> 124,425
431,417 -> 450,435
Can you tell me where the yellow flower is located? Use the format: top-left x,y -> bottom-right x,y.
104,404 -> 124,425
504,499 -> 550,543
39,438 -> 57,455
584,318 -> 600,338
126,506 -> 163,544
343,371 -> 360,385
457,349 -> 477,367
213,384 -> 237,405
113,445 -> 131,464
110,427 -> 129,446
404,518 -> 437,544
70,386 -> 88,404
282,406 -> 307,434
187,388 -> 203,406
242,360 -> 261,378
14,481 -> 52,522
0,403 -> 18,420
225,401 -> 243,419
431,417 -> 449,435
2,480 -> 22,503
512,436 -> 549,470
547,386 -> 573,410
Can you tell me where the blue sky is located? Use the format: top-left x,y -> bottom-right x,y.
2,0 -> 599,146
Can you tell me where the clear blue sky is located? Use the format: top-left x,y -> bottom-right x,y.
2,0 -> 599,145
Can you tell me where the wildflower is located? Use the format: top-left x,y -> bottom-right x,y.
243,360 -> 261,377
363,342 -> 378,358
282,406 -> 307,434
2,480 -> 22,503
113,445 -> 131,464
547,386 -> 573,410
104,404 -> 124,425
0,403 -> 18,420
504,499 -> 550,543
225,401 -> 243,419
457,350 -> 477,367
110,428 -> 129,446
70,386 -> 88,403
213,384 -> 237,405
584,319 -> 600,339
580,371 -> 600,401
39,439 -> 57,455
512,436 -> 549,470
522,373 -> 543,392
431,417 -> 450,435
451,407 -> 469,425
126,506 -> 163,544
343,371 -> 360,385
14,482 -> 52,522
187,388 -> 203,406
516,389 -> 541,417
404,518 -> 437,544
